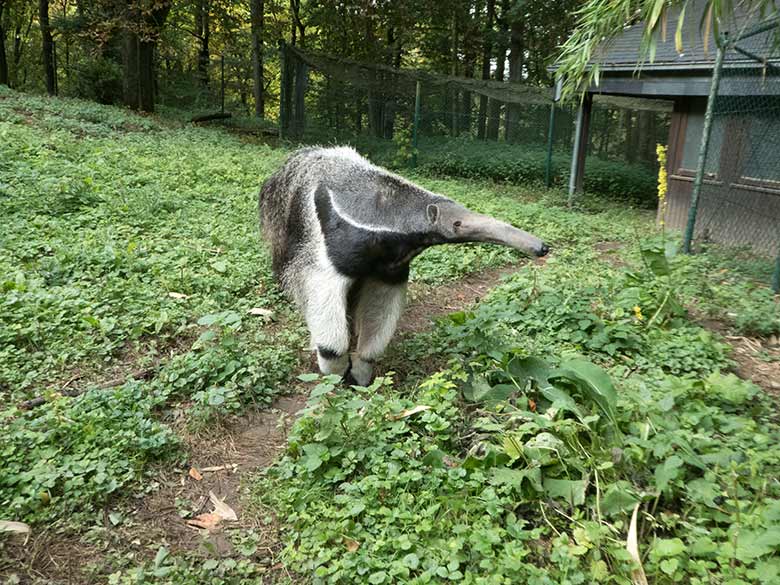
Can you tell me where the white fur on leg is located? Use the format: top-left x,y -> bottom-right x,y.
350,356 -> 374,386
304,263 -> 353,377
354,280 -> 407,380
317,351 -> 350,376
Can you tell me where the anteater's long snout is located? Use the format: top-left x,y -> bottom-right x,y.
455,211 -> 550,258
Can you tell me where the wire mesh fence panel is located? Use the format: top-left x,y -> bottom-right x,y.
278,43 -> 670,205
683,20 -> 780,288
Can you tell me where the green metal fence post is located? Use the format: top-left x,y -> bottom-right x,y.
773,249 -> 780,294
412,80 -> 421,168
683,41 -> 726,254
545,100 -> 556,188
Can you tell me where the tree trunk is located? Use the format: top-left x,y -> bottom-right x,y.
477,0 -> 495,139
250,0 -> 264,117
0,0 -> 9,86
487,0 -> 509,140
290,0 -> 305,47
39,0 -> 55,95
123,1 -> 171,112
461,50 -> 475,136
195,0 -> 210,86
505,16 -> 524,142
625,110 -> 638,163
450,9 -> 459,136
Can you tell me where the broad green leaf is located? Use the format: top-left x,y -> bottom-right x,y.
659,558 -> 679,576
654,538 -> 685,557
543,477 -> 588,506
553,358 -> 619,429
489,467 -> 542,492
508,356 -> 553,387
734,528 -> 780,562
601,481 -> 639,516
655,455 -> 684,492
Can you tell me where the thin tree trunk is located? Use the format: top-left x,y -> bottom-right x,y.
123,0 -> 170,112
461,49 -> 475,136
505,16 -> 524,142
195,0 -> 210,86
39,0 -> 55,95
250,0 -> 264,117
450,9 -> 459,136
487,0 -> 508,140
625,110 -> 638,163
0,0 -> 9,86
290,0 -> 304,47
477,0 -> 495,139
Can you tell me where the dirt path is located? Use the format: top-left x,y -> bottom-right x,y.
696,316 -> 780,400
6,261 -> 530,585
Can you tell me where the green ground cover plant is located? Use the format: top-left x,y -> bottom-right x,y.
256,239 -> 780,584
2,88 -> 779,584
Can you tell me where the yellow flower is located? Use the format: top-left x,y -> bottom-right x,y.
656,144 -> 668,228
633,305 -> 644,321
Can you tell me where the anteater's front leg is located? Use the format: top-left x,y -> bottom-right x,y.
351,280 -> 407,386
304,266 -> 353,378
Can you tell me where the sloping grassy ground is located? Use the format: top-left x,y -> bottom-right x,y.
0,87 -> 648,531
1,87 -> 779,584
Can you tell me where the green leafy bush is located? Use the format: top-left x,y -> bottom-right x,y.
0,383 -> 180,522
259,365 -> 780,584
414,139 -> 657,205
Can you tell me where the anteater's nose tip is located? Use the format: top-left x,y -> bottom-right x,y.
536,243 -> 550,257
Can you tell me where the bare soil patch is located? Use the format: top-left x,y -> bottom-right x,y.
696,317 -> 780,400
594,240 -> 628,268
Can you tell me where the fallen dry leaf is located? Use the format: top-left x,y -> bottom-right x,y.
168,292 -> 189,299
200,464 -> 237,473
390,405 -> 431,420
248,307 -> 274,318
343,537 -> 360,553
188,467 -> 203,481
209,491 -> 238,522
626,503 -> 649,585
186,513 -> 222,530
0,520 -> 30,534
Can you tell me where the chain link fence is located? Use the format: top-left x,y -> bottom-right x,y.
277,42 -> 670,205
681,18 -> 780,290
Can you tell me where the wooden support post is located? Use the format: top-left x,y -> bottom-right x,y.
568,92 -> 592,205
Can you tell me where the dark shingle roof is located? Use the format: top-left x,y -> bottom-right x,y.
592,0 -> 779,72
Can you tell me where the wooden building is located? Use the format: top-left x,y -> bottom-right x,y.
565,0 -> 780,252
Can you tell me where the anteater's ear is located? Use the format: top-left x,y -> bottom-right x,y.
426,203 -> 439,225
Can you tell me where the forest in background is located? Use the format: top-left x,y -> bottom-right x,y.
0,0 -> 669,167
0,0 -> 579,114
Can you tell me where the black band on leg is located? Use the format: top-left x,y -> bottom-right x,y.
317,345 -> 344,360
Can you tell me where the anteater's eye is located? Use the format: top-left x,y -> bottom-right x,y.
454,221 -> 462,228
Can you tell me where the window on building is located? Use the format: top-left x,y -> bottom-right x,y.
740,113 -> 780,184
680,107 -> 722,175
